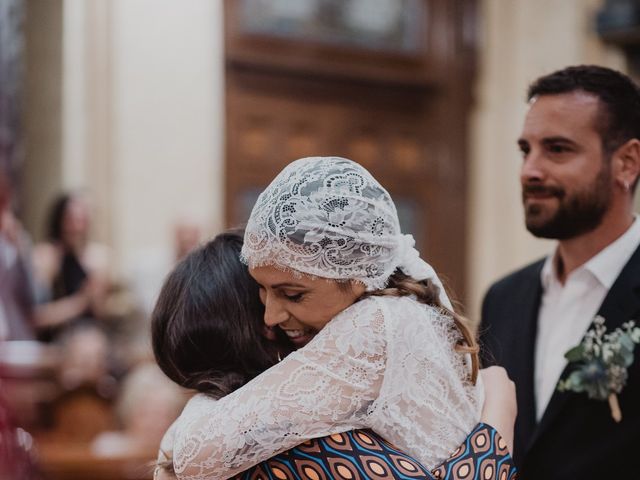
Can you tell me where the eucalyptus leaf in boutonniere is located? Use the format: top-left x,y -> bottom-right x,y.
557,316 -> 640,422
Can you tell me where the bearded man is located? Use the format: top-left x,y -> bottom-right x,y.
480,65 -> 640,479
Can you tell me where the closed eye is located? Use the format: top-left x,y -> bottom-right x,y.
282,291 -> 304,303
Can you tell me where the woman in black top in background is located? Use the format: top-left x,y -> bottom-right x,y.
32,192 -> 111,342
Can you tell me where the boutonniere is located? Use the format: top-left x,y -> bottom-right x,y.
557,316 -> 640,422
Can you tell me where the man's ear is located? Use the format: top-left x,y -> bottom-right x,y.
612,139 -> 640,191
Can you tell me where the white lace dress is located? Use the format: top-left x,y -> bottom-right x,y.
172,295 -> 484,479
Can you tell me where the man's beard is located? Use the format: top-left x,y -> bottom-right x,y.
522,164 -> 612,240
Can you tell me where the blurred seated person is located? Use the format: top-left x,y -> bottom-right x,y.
91,362 -> 186,458
173,217 -> 202,262
0,167 -> 36,341
31,192 -> 117,398
127,216 -> 203,319
31,192 -> 111,342
57,324 -> 116,394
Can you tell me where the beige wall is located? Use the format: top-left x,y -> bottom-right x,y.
24,0 -> 225,285
23,0 -> 64,240
109,0 -> 224,278
467,0 -> 626,317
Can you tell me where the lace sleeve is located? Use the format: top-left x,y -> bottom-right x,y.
157,421 -> 176,464
172,298 -> 387,480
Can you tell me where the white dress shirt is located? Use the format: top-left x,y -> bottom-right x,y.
534,216 -> 640,420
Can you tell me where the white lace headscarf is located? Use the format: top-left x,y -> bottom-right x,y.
241,156 -> 453,310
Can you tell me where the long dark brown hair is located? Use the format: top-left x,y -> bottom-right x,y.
151,230 -> 290,398
362,270 -> 480,384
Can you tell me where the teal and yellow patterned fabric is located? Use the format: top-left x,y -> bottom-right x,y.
236,423 -> 517,480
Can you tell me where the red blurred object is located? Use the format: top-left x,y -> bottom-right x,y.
0,388 -> 42,479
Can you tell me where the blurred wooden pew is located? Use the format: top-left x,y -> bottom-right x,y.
35,441 -> 154,480
1,341 -> 155,480
34,386 -> 155,480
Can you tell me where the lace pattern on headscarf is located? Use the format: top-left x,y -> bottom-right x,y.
241,156 -> 453,310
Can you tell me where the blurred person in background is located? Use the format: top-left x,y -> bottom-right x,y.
31,192 -> 116,390
118,215 -> 204,373
91,361 -> 186,459
173,217 -> 202,262
31,192 -> 111,341
0,168 -> 41,479
0,167 -> 36,341
128,215 -> 203,321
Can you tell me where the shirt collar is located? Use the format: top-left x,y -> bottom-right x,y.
540,253 -> 556,290
541,215 -> 640,290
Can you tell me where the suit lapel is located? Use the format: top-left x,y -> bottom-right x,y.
597,244 -> 640,331
511,262 -> 544,456
528,244 -> 640,449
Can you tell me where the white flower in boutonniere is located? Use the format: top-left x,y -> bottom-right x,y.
557,316 -> 640,422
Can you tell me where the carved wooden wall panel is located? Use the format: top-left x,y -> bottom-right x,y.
224,0 -> 477,302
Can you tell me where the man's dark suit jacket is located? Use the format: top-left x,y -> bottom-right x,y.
480,245 -> 640,480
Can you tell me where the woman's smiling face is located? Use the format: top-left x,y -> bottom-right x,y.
249,265 -> 366,348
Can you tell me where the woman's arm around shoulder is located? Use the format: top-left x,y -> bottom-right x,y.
172,298 -> 389,479
430,366 -> 518,479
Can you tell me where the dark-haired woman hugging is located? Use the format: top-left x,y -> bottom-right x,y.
152,230 -> 517,480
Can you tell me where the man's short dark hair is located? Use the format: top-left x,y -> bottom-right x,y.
527,65 -> 640,154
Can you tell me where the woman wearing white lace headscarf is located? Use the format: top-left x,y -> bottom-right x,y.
172,157 -> 515,479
